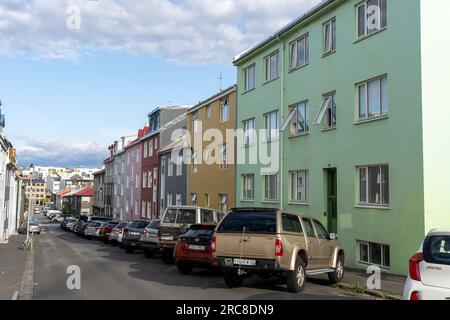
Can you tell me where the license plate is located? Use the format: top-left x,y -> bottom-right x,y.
161,236 -> 174,241
188,245 -> 205,251
130,232 -> 140,236
233,259 -> 256,267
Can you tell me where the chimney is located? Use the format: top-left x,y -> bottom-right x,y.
121,136 -> 126,149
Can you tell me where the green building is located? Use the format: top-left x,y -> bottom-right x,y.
234,0 -> 450,275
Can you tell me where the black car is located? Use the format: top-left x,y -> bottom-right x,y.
122,220 -> 151,254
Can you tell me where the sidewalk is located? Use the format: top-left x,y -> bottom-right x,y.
339,268 -> 406,300
0,235 -> 27,300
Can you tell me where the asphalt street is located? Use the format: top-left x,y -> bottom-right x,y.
32,218 -> 373,300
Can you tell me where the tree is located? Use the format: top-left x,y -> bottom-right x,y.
62,202 -> 75,218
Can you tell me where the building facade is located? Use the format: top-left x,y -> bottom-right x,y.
92,169 -> 105,216
186,86 -> 236,212
23,178 -> 47,206
141,132 -> 159,220
74,187 -> 94,215
233,0 -> 450,275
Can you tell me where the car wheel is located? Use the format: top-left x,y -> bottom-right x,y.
223,271 -> 244,288
125,247 -> 135,254
144,250 -> 155,259
287,256 -> 306,293
162,248 -> 174,264
328,254 -> 345,284
119,243 -> 124,249
177,262 -> 193,275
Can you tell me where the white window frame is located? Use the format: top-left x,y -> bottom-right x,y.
167,193 -> 173,207
220,144 -> 228,170
358,164 -> 389,207
220,97 -> 230,123
313,92 -> 336,128
142,172 -> 147,189
220,194 -> 228,213
206,105 -> 211,118
290,170 -> 309,203
264,110 -> 279,142
290,101 -> 309,136
244,64 -> 256,92
264,51 -> 279,82
357,0 -> 387,38
192,150 -> 199,173
323,18 -> 336,54
290,34 -> 309,70
264,173 -> 279,201
357,75 -> 388,121
242,174 -> 254,200
193,112 -> 200,134
176,154 -> 183,176
358,240 -> 390,268
148,171 -> 152,189
243,118 -> 256,146
149,140 -> 153,157
176,194 -> 182,206
167,156 -> 173,177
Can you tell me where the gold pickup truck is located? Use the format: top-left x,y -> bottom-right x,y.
212,208 -> 345,293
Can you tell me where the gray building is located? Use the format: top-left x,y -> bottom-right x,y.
92,169 -> 105,216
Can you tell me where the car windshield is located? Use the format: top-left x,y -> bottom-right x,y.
217,211 -> 277,234
183,225 -> 215,238
89,222 -> 101,228
424,235 -> 450,266
106,222 -> 118,227
128,221 -> 149,229
149,220 -> 160,229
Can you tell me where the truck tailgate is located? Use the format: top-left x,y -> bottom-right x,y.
216,233 -> 276,259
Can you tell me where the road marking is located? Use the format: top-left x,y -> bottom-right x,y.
11,291 -> 20,300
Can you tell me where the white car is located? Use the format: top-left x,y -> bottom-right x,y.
403,229 -> 450,300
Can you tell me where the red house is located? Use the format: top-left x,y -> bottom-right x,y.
141,131 -> 159,220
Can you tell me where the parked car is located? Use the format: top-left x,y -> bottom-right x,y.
403,229 -> 450,300
33,207 -> 41,214
52,214 -> 65,223
84,221 -> 108,240
18,222 -> 41,235
140,219 -> 161,258
213,208 -> 345,293
74,215 -> 110,236
159,206 -> 224,264
108,222 -> 128,247
61,218 -> 77,231
99,221 -> 119,243
47,210 -> 62,219
122,220 -> 151,254
174,224 -> 217,274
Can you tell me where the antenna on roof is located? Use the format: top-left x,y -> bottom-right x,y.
219,72 -> 223,91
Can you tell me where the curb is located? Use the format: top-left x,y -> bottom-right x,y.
336,283 -> 402,300
19,239 -> 35,300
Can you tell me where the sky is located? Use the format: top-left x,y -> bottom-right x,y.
0,0 -> 320,168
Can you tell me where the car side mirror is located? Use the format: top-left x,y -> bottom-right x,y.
329,233 -> 338,240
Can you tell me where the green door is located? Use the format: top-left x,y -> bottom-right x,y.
326,169 -> 337,234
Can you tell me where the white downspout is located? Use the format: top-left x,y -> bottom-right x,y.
278,36 -> 285,211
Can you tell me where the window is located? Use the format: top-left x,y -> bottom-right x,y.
243,118 -> 256,146
205,193 -> 210,207
264,173 -> 278,201
176,154 -> 183,176
290,101 -> 309,135
265,51 -> 279,82
176,194 -> 182,206
220,144 -> 228,169
153,168 -> 157,189
244,64 -> 255,91
358,165 -> 389,206
167,193 -> 173,207
142,201 -> 146,217
193,112 -> 200,133
191,193 -> 197,206
136,174 -> 139,188
192,150 -> 199,173
290,170 -> 309,203
144,142 -> 148,158
148,171 -> 152,189
313,220 -> 329,240
357,0 -> 387,38
147,201 -> 151,218
142,172 -> 147,189
178,209 -> 196,224
201,209 -> 215,223
282,214 -> 303,233
264,111 -> 279,141
242,174 -> 254,200
206,105 -> 211,118
149,140 -> 153,157
290,34 -> 309,69
220,194 -> 228,212
220,97 -> 230,123
423,236 -> 450,266
302,218 -> 316,238
313,92 -> 336,128
324,19 -> 336,54
167,157 -> 173,177
217,210 -> 277,234
358,75 -> 388,120
358,241 -> 390,267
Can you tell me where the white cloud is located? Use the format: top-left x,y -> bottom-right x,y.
0,0 -> 321,64
14,136 -> 107,167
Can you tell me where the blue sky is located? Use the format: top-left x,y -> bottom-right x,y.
0,0 -> 318,167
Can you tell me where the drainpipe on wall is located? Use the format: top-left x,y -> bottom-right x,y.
277,36 -> 285,211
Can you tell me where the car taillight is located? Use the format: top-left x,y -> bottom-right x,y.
275,239 -> 283,257
142,229 -> 148,235
410,291 -> 421,301
95,227 -> 100,230
409,253 -> 424,281
157,230 -> 160,238
181,242 -> 188,251
211,236 -> 216,253
123,228 -> 129,234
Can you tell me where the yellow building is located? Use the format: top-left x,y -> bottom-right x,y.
23,177 -> 47,206
187,86 -> 236,212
